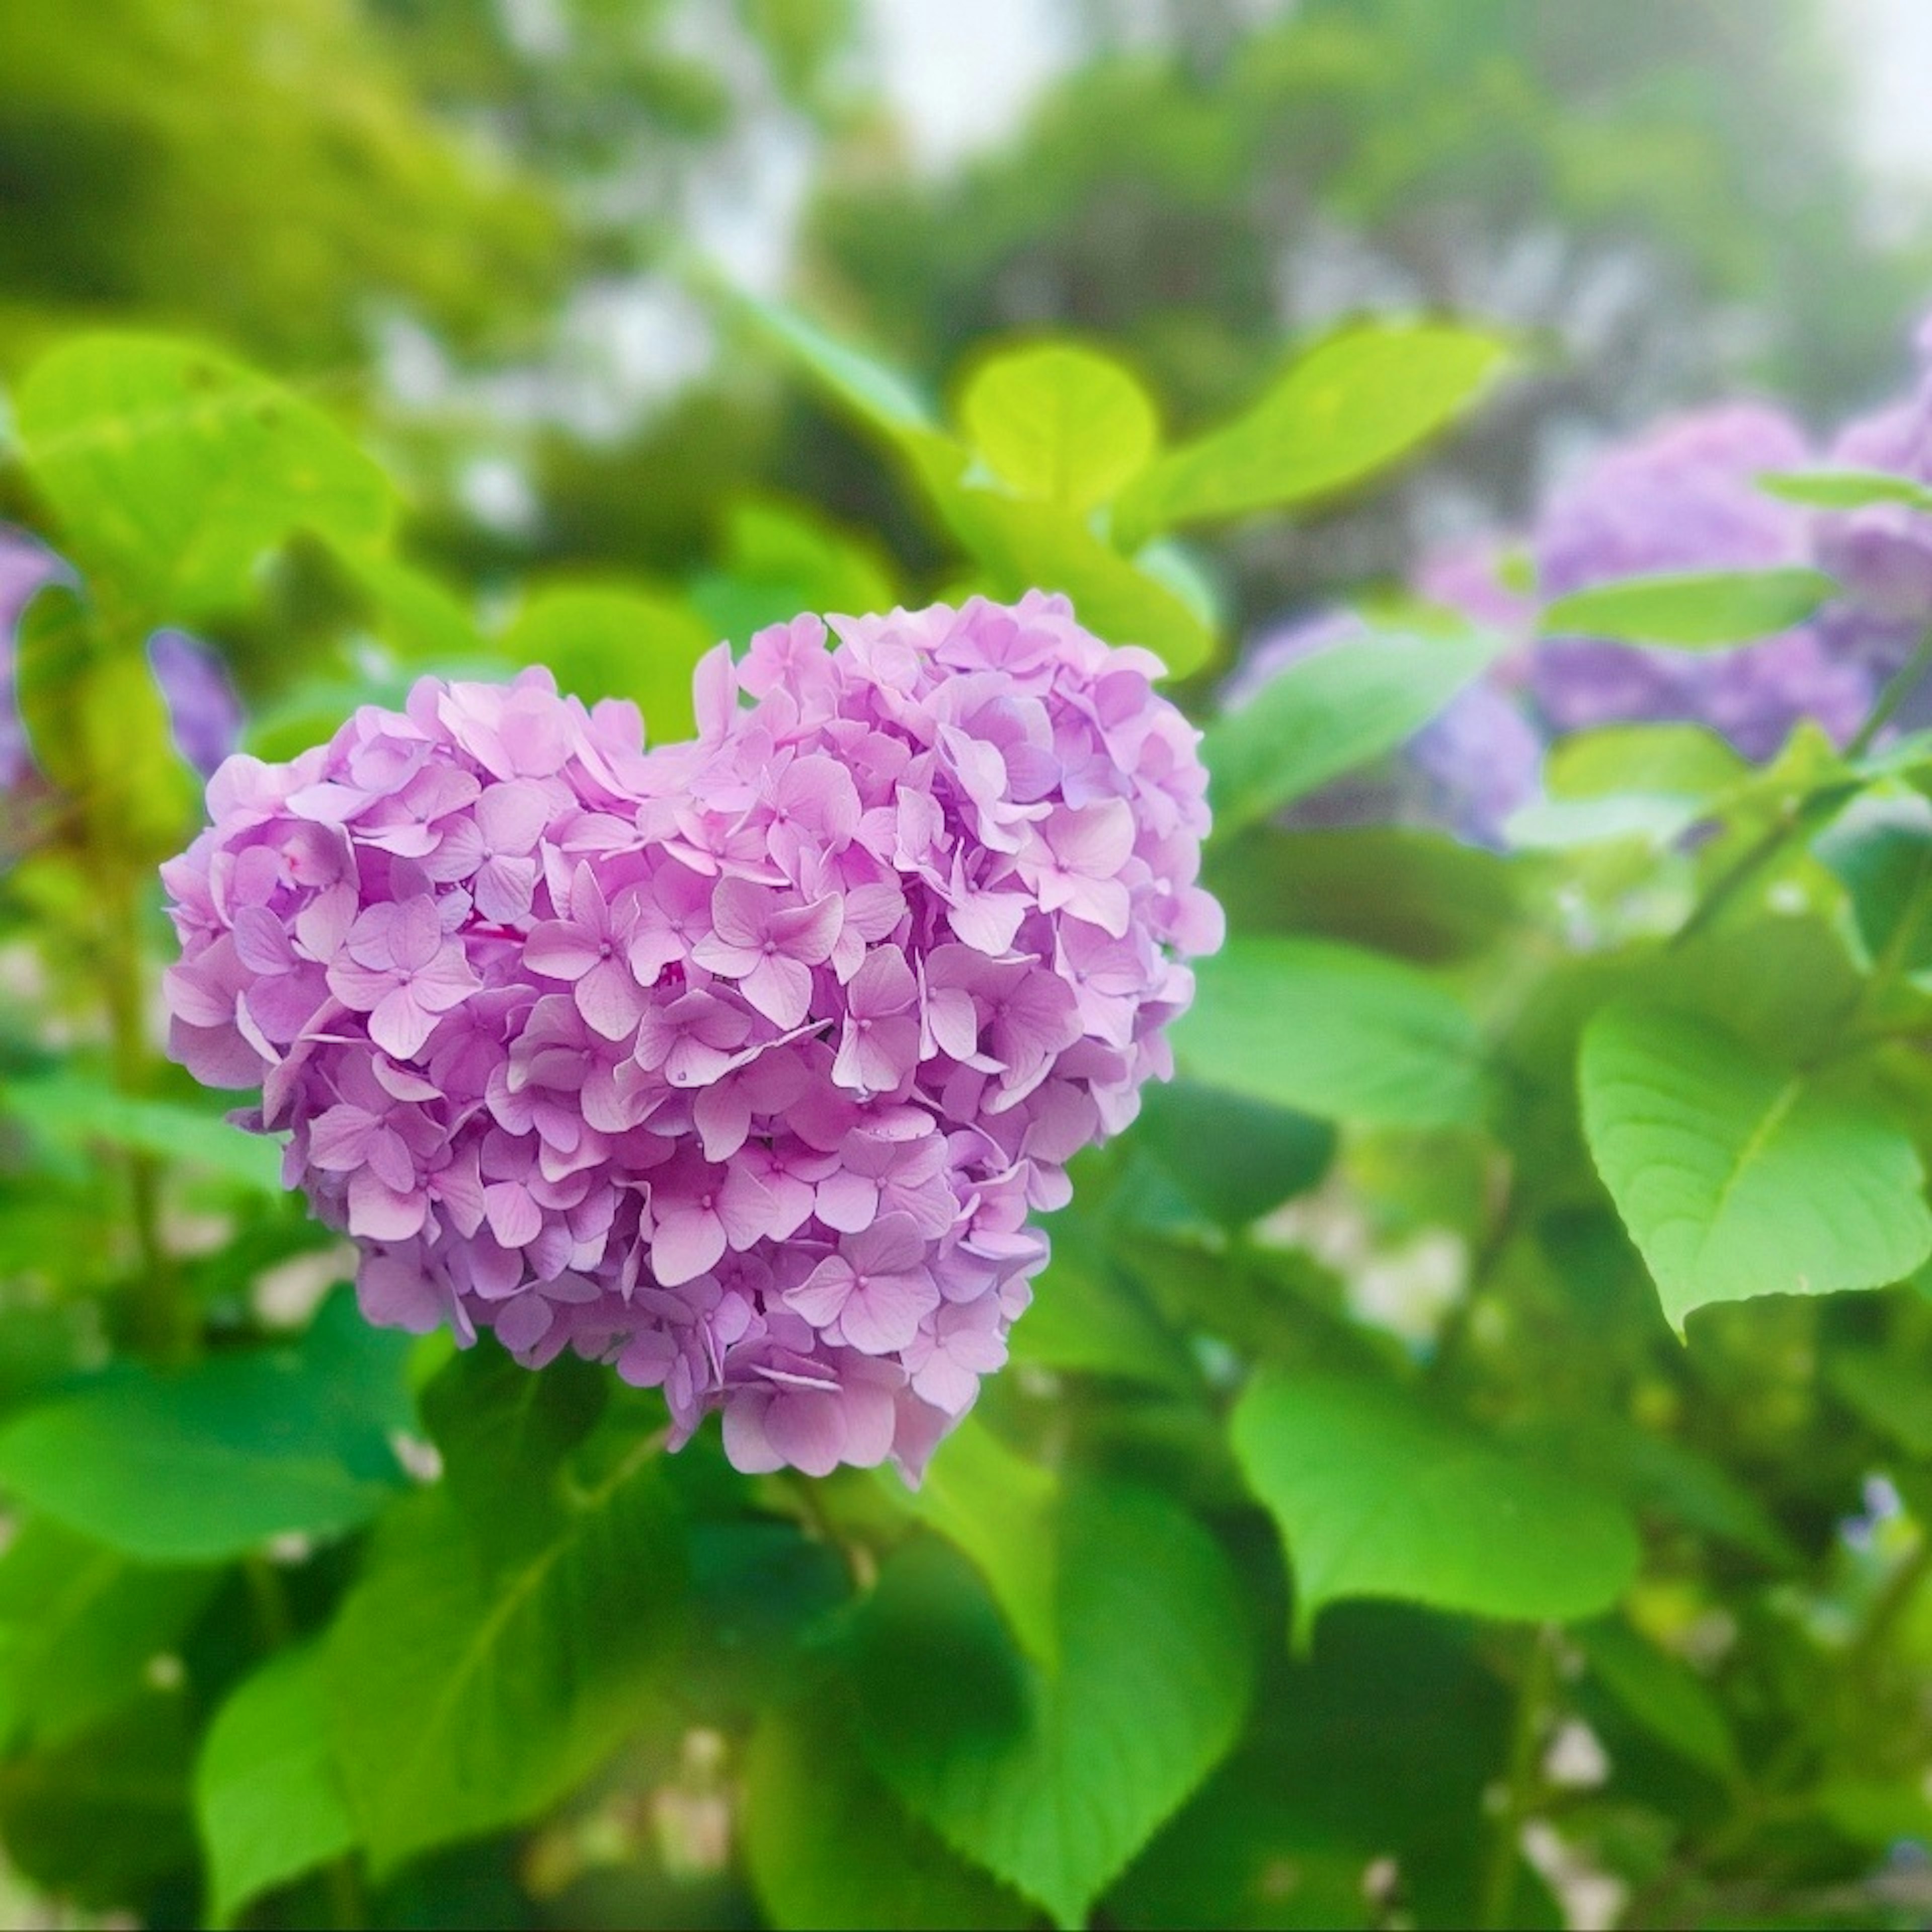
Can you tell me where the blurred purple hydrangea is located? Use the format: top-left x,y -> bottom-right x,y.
161,593 -> 1220,1481
0,526 -> 243,790
1531,402 -> 1872,759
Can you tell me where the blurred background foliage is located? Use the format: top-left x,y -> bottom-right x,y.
8,4 -> 1932,1930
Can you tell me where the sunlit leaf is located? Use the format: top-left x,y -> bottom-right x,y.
14,334 -> 392,623
1540,568 -> 1834,649
959,342 -> 1158,512
1579,1003 -> 1932,1331
1118,321 -> 1507,535
1759,469 -> 1932,514
1231,1370 -> 1640,1640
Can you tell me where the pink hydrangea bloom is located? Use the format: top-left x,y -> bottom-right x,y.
162,594 -> 1220,1480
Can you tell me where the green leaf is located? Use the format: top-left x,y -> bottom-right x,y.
1008,1238 -> 1196,1392
196,1644 -> 357,1927
897,1415 -> 1060,1667
959,342 -> 1159,511
934,480 -> 1216,676
499,582 -> 716,743
1204,624 -> 1500,836
1579,1003 -> 1932,1331
1759,468 -> 1932,514
1540,568 -> 1835,649
739,294 -> 940,442
1828,1347 -> 1932,1459
326,1438 -> 686,1875
1175,936 -> 1483,1127
1230,1370 -> 1640,1640
1577,1618 -> 1737,1781
743,1701 -> 1033,1931
418,1339 -> 609,1568
0,1522 -> 218,1749
1135,1079 -> 1336,1227
14,334 -> 393,623
0,1691 -> 198,1908
687,497 -> 898,645
13,583 -> 198,855
2,1075 -> 285,1195
1815,791 -> 1932,978
339,550 -> 484,663
854,1482 -> 1251,1929
1507,722 -> 1747,850
1118,320 -> 1507,534
0,1291 -> 415,1562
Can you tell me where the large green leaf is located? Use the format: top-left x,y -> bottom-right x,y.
325,1436 -> 686,1874
958,342 -> 1159,512
0,1522 -> 218,1750
500,582 -> 716,745
742,1701 -> 1033,1931
195,1644 -> 357,1927
14,334 -> 392,622
1135,1079 -> 1336,1227
1174,936 -> 1483,1126
1008,1239 -> 1196,1392
896,1415 -> 1060,1666
1231,1370 -> 1640,1640
1540,568 -> 1835,649
1578,1003 -> 1932,1331
854,1482 -> 1251,1930
0,1293 -> 414,1562
1204,624 -> 1500,836
1117,321 -> 1507,535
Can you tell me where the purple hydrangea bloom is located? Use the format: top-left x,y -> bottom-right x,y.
161,594 -> 1220,1480
0,532 -> 61,790
1532,404 -> 1872,759
1811,312 -> 1932,703
148,630 -> 246,779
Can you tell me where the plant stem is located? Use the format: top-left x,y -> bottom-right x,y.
1846,623 -> 1932,758
1478,1623 -> 1554,1931
100,858 -> 192,1360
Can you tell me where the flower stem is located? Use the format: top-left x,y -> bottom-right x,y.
1478,1624 -> 1554,1931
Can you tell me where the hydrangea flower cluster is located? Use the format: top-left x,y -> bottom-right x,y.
162,594 -> 1220,1479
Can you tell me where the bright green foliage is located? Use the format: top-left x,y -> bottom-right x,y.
7,56 -> 1932,1926
501,583 -> 717,743
1760,469 -> 1932,513
195,1644 -> 356,1926
1540,567 -> 1838,648
325,1447 -> 686,1875
1178,936 -> 1483,1125
853,1484 -> 1251,1930
742,1703 -> 1034,1931
0,1294 -> 413,1562
1580,1003 -> 1932,1330
1203,622 -> 1501,835
958,342 -> 1160,511
1233,1371 -> 1640,1640
1115,321 -> 1508,535
14,335 -> 393,625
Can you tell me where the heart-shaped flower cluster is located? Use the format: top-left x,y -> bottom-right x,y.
162,593 -> 1221,1478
